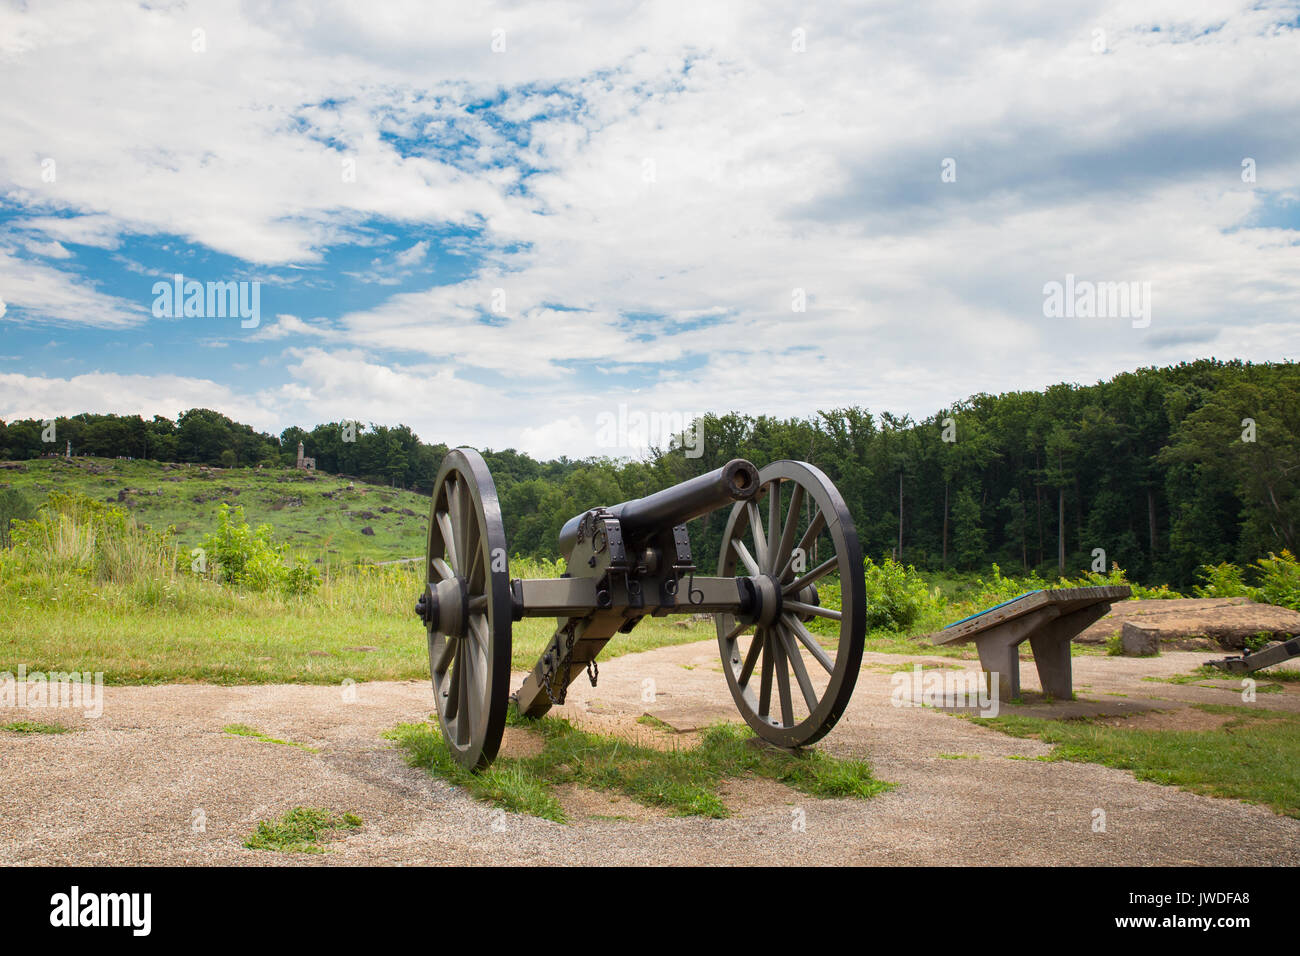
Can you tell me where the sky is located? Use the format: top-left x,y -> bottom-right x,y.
1,0 -> 1298,460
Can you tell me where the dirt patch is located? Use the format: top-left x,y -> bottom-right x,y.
943,696 -> 1167,721
553,784 -> 669,822
1077,598 -> 1300,650
1095,707 -> 1235,732
497,726 -> 545,760
549,700 -> 703,752
555,774 -> 805,822
718,775 -> 805,817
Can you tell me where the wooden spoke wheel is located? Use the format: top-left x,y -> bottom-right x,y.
415,448 -> 512,771
714,460 -> 865,749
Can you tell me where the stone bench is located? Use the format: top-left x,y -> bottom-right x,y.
931,586 -> 1131,700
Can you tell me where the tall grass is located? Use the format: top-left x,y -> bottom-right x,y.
0,493 -> 571,619
1,493 -> 183,611
6,492 -> 180,585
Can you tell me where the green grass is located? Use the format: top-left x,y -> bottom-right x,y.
1153,664 -> 1300,685
861,630 -> 975,658
386,712 -> 893,823
636,714 -> 676,732
243,807 -> 363,853
973,704 -> 1300,817
1,720 -> 72,734
223,723 -> 319,753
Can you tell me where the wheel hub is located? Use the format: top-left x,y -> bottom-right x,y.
740,575 -> 820,626
414,576 -> 470,636
747,574 -> 784,627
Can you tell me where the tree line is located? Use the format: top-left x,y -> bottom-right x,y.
2,358 -> 1295,587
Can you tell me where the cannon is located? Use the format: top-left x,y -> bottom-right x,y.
414,448 -> 866,770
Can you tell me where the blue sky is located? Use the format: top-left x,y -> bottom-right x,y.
1,0 -> 1298,458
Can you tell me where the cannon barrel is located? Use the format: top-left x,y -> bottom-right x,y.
559,458 -> 760,560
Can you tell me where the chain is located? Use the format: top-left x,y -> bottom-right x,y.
541,622 -> 577,706
541,667 -> 565,706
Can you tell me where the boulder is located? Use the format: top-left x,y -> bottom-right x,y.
1120,622 -> 1161,656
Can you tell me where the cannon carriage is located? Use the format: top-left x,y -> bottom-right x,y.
414,448 -> 866,770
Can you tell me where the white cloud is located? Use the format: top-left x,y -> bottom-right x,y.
0,370 -> 271,429
22,239 -> 71,259
0,247 -> 142,328
393,241 -> 429,268
18,215 -> 125,251
250,314 -> 335,342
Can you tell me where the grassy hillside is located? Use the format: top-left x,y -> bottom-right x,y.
0,457 -> 430,563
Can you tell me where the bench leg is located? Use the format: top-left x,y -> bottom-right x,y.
1026,603 -> 1113,700
975,638 -> 1021,701
1029,634 -> 1073,700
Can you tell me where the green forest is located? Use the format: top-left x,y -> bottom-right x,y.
3,357 -> 1296,588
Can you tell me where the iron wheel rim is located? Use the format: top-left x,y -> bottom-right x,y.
714,460 -> 865,748
424,447 -> 512,771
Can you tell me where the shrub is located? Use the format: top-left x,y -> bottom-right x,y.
1193,561 -> 1251,599
1253,551 -> 1300,611
284,555 -> 323,596
1065,564 -> 1176,597
1127,581 -> 1184,600
972,563 -> 1050,608
200,503 -> 320,596
862,555 -> 935,632
1066,566 -> 1131,588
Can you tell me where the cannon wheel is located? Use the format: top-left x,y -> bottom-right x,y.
714,460 -> 865,749
423,448 -> 512,771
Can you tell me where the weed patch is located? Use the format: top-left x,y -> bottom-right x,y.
386,714 -> 892,824
244,807 -> 362,853
2,720 -> 72,734
223,723 -> 318,753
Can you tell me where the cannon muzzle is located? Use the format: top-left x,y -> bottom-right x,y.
559,458 -> 760,560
